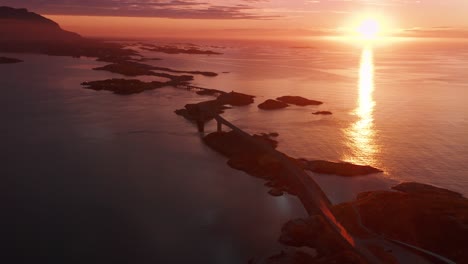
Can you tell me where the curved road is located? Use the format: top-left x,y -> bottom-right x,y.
350,204 -> 456,264
209,112 -> 455,264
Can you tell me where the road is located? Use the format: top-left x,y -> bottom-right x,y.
209,112 -> 455,264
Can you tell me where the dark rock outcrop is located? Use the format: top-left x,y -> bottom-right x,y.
175,100 -> 228,123
258,99 -> 289,110
93,61 -> 217,78
196,89 -> 223,96
204,131 -> 278,159
392,182 -> 463,198
0,56 -> 22,64
151,66 -> 218,77
332,182 -> 468,264
277,96 -> 323,106
271,215 -> 367,263
268,188 -> 284,197
203,131 -> 303,198
94,61 -> 156,76
217,91 -> 255,106
301,160 -> 383,176
312,111 -> 332,115
81,79 -> 166,95
140,44 -> 222,55
175,91 -> 255,124
279,216 -> 359,258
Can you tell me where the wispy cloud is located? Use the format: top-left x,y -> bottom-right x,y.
0,0 -> 279,19
1,0 -> 467,29
401,27 -> 468,38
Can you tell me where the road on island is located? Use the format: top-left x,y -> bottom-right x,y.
208,111 -> 455,264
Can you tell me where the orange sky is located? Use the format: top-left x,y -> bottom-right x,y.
3,0 -> 468,39
45,15 -> 333,40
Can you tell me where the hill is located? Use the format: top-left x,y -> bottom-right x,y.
0,6 -> 133,60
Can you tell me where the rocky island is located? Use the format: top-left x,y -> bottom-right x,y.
217,91 -> 255,106
93,61 -> 218,78
313,111 -> 333,115
258,95 -> 324,110
300,159 -> 383,177
277,96 -> 323,106
175,91 -> 255,126
81,79 -> 167,95
258,99 -> 289,110
140,44 -> 223,55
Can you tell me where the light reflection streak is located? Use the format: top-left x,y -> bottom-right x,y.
344,46 -> 378,165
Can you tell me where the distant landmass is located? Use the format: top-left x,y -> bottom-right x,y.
0,6 -> 133,60
0,6 -> 81,42
0,6 -> 221,73
0,6 -> 221,92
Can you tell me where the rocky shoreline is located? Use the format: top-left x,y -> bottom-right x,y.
332,182 -> 468,263
93,61 -> 218,78
300,160 -> 383,177
140,43 -> 223,55
277,96 -> 323,106
81,79 -> 168,95
258,99 -> 289,110
258,96 -> 324,110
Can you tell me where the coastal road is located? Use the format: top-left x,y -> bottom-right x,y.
350,205 -> 456,264
209,112 -> 454,264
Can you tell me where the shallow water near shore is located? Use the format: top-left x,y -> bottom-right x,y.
1,53 -> 306,263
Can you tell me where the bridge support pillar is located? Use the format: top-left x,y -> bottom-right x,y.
217,120 -> 222,132
197,120 -> 204,132
197,111 -> 205,133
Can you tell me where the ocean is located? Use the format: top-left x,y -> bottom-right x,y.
139,37 -> 468,199
1,37 -> 467,262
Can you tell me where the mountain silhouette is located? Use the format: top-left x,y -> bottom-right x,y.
0,6 -> 134,59
0,6 -> 81,44
0,6 -> 59,25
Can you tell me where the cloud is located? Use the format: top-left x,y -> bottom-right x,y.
0,0 -> 278,19
401,27 -> 468,38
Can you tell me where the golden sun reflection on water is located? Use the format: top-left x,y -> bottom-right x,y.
343,46 -> 379,165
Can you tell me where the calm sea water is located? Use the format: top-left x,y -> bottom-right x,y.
1,53 -> 306,263
1,37 -> 467,262
140,38 -> 468,199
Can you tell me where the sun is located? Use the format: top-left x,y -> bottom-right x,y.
335,13 -> 393,43
357,18 -> 381,39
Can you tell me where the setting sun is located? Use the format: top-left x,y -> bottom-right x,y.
357,19 -> 381,39
337,14 -> 393,42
